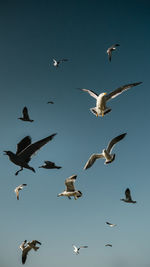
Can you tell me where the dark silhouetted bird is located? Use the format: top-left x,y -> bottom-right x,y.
4,133 -> 57,175
39,161 -> 62,169
120,188 -> 137,203
18,107 -> 34,122
47,101 -> 54,104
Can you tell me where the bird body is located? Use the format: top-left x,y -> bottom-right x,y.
84,133 -> 126,170
14,184 -> 27,200
20,240 -> 41,264
121,188 -> 136,203
4,133 -> 57,175
107,44 -> 120,61
58,175 -> 82,200
52,58 -> 68,67
39,160 -> 62,169
18,107 -> 34,122
105,244 -> 112,247
79,82 -> 142,117
72,245 -> 88,255
106,222 -> 117,227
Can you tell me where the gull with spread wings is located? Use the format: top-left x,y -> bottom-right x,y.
20,240 -> 41,264
79,82 -> 142,117
72,245 -> 88,255
14,184 -> 27,200
57,175 -> 82,200
107,43 -> 120,62
4,133 -> 57,175
18,107 -> 34,122
84,133 -> 126,170
52,58 -> 68,67
120,188 -> 137,203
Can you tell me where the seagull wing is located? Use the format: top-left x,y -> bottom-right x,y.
106,133 -> 127,154
16,136 -> 32,155
23,107 -> 30,120
18,133 -> 57,162
80,246 -> 88,249
65,175 -> 77,192
125,188 -> 132,201
22,246 -> 31,264
15,188 -> 19,200
72,245 -> 77,250
84,153 -> 104,170
31,240 -> 42,246
107,50 -> 112,62
105,82 -> 142,101
79,88 -> 98,99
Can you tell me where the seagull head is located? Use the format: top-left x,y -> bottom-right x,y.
3,151 -> 12,156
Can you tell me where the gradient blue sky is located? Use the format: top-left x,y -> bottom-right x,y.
0,0 -> 150,266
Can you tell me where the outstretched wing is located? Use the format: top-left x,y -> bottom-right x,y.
106,133 -> 127,154
18,133 -> 57,162
84,153 -> 104,170
22,246 -> 31,264
79,88 -> 98,99
65,175 -> 77,192
105,82 -> 142,101
31,240 -> 42,246
80,246 -> 88,249
125,188 -> 132,201
16,136 -> 32,155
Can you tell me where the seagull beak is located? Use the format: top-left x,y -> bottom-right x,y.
3,151 -> 7,155
103,92 -> 107,95
96,113 -> 98,117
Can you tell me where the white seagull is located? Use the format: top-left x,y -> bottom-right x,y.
52,58 -> 68,67
106,222 -> 117,227
14,184 -> 27,200
20,240 -> 41,264
107,43 -> 120,62
72,245 -> 88,255
84,133 -> 127,170
57,175 -> 82,200
120,188 -> 137,203
79,82 -> 142,117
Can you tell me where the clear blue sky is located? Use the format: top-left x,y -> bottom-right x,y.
0,0 -> 150,266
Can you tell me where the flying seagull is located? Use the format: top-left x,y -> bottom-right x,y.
47,101 -> 54,104
106,222 -> 117,227
52,58 -> 68,67
84,133 -> 126,170
14,184 -> 27,200
39,160 -> 62,169
120,188 -> 137,203
72,245 -> 88,255
57,175 -> 82,200
4,133 -> 57,175
79,82 -> 142,117
105,244 -> 112,247
107,44 -> 120,62
20,240 -> 41,264
18,107 -> 34,122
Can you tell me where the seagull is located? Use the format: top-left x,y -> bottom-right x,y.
107,43 -> 120,62
39,160 -> 62,169
47,101 -> 54,104
72,245 -> 88,255
105,244 -> 112,247
57,175 -> 82,200
52,58 -> 68,67
79,82 -> 142,117
20,240 -> 41,264
4,133 -> 57,175
84,133 -> 127,170
120,188 -> 137,203
106,222 -> 117,227
14,184 -> 27,200
18,107 -> 34,122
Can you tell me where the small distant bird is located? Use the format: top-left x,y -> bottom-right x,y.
120,188 -> 137,203
106,222 -> 117,227
52,58 -> 68,67
18,107 -> 34,122
57,175 -> 82,200
20,240 -> 41,264
72,245 -> 88,255
4,133 -> 57,175
39,160 -> 62,169
47,101 -> 54,104
14,184 -> 27,200
107,44 -> 120,62
84,133 -> 126,170
105,244 -> 112,247
78,82 -> 142,117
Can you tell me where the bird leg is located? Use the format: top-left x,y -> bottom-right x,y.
15,167 -> 23,176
